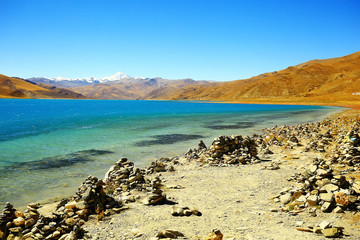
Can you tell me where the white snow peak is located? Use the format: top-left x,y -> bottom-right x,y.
101,72 -> 132,81
50,72 -> 132,83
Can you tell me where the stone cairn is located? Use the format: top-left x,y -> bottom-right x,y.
103,157 -> 169,206
274,158 -> 360,215
0,201 -> 81,240
0,176 -> 122,240
185,136 -> 259,166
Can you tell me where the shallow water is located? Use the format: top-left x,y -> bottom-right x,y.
0,99 -> 343,209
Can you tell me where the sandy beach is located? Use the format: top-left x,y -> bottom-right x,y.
1,109 -> 360,240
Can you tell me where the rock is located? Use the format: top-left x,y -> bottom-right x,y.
75,201 -> 87,210
64,201 -> 77,210
296,227 -> 312,232
319,220 -> 331,230
333,206 -> 344,213
280,193 -> 292,205
25,218 -> 36,228
65,217 -> 78,227
309,164 -> 318,173
306,195 -> 318,206
335,192 -> 350,206
14,211 -> 24,218
205,229 -> 223,240
321,202 -> 333,212
322,184 -> 339,193
320,193 -> 334,202
313,226 -> 322,234
295,221 -> 304,227
190,206 -> 201,216
131,228 -> 143,237
156,230 -> 184,239
321,228 -> 340,238
13,217 -> 25,226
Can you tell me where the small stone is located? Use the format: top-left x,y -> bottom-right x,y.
14,211 -> 24,218
321,202 -> 332,212
280,193 -> 292,205
190,206 -> 201,216
75,201 -> 87,210
322,184 -> 339,193
205,229 -> 223,240
64,201 -> 77,210
131,228 -> 143,237
313,226 -> 322,234
320,193 -> 334,202
295,227 -> 312,232
309,164 -> 317,173
321,228 -> 340,238
156,230 -> 184,239
307,195 -> 318,206
13,217 -> 25,226
25,218 -> 36,228
295,221 -> 304,227
319,220 -> 331,230
65,217 -> 78,227
335,192 -> 350,206
333,206 -> 343,213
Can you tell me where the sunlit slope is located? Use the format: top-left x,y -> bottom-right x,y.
0,74 -> 87,99
153,51 -> 360,105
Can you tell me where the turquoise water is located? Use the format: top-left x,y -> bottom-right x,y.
0,99 -> 342,208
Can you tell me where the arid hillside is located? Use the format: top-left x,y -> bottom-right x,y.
147,51 -> 360,106
72,78 -> 212,100
0,74 -> 87,99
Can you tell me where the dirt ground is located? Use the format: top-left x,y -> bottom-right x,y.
83,144 -> 360,240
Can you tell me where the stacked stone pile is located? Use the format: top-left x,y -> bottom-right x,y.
185,135 -> 259,165
274,158 -> 360,214
331,143 -> 360,167
0,202 -> 84,240
102,158 -> 150,195
0,174 -> 125,240
141,176 -> 168,205
102,158 -> 169,205
56,175 -> 122,220
146,157 -> 176,174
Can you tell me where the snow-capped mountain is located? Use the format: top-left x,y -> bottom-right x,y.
101,72 -> 132,81
51,72 -> 132,83
28,72 -> 135,88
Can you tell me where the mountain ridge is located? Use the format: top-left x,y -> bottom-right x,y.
0,74 -> 88,99
145,51 -> 360,106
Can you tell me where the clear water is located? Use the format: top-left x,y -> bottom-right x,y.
0,99 -> 342,209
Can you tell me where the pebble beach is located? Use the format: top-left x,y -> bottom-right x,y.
1,108 -> 360,240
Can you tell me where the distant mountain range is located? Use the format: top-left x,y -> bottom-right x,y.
1,51 -> 359,106
27,72 -> 134,88
27,73 -> 212,100
0,75 -> 87,99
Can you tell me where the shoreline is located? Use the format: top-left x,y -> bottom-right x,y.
1,105 -> 360,239
0,100 -> 342,211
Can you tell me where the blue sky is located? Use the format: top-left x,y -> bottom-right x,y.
0,0 -> 359,81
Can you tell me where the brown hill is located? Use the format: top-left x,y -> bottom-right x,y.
147,51 -> 360,106
0,74 -> 87,99
72,78 -> 212,100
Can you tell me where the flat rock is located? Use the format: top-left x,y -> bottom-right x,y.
321,228 -> 340,238
320,192 -> 334,202
280,193 -> 292,205
319,220 -> 331,230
